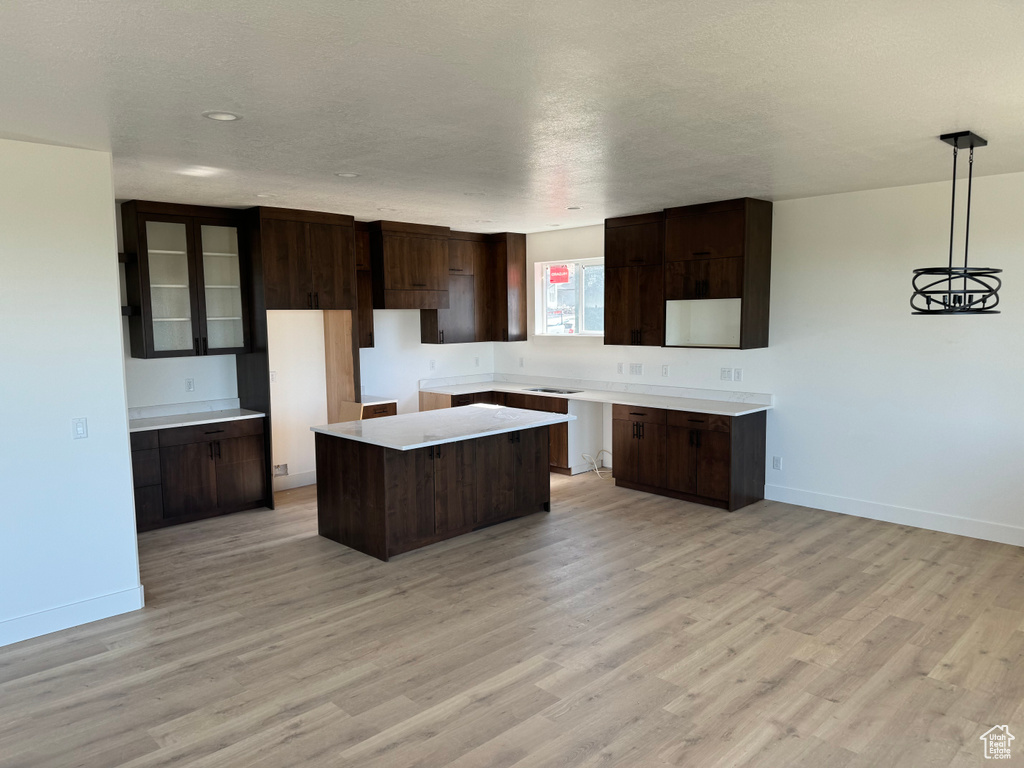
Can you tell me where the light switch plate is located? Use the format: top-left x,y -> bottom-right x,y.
629,363 -> 644,375
72,417 -> 88,439
772,456 -> 782,470
661,365 -> 670,377
270,370 -> 277,383
616,362 -> 624,374
185,377 -> 195,392
720,367 -> 733,381
733,368 -> 743,382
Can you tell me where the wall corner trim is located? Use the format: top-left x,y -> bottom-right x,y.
0,585 -> 145,648
765,485 -> 1024,549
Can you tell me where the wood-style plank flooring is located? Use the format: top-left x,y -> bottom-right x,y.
2,473 -> 1023,767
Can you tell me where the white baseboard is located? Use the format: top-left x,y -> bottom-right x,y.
0,585 -> 145,648
765,484 -> 1024,548
273,470 -> 316,492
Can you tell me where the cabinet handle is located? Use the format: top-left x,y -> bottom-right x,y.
692,250 -> 711,256
194,337 -> 200,355
629,412 -> 646,416
202,337 -> 208,355
369,331 -> 373,346
307,292 -> 313,308
503,329 -> 508,341
314,292 -> 320,309
440,330 -> 444,344
209,442 -> 214,459
450,268 -> 464,272
632,422 -> 637,439
429,446 -> 434,459
204,429 -> 225,434
412,283 -> 427,287
436,445 -> 442,458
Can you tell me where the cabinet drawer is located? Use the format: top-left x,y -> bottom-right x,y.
363,402 -> 397,419
451,393 -> 477,408
612,404 -> 667,424
665,208 -> 745,262
159,417 -> 264,448
130,430 -> 159,451
667,411 -> 731,433
505,393 -> 569,414
131,448 -> 162,488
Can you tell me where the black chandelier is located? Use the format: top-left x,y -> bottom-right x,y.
911,131 -> 1001,314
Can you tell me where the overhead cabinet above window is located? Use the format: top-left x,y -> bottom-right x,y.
122,201 -> 249,359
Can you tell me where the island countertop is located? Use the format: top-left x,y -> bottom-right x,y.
311,404 -> 575,451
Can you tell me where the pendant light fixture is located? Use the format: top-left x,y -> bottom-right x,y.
911,131 -> 1001,314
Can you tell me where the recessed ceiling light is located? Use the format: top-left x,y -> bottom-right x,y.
335,172 -> 360,178
549,224 -> 561,227
377,207 -> 397,212
464,192 -> 486,196
475,219 -> 494,224
256,193 -> 276,198
201,110 -> 241,121
567,206 -> 582,210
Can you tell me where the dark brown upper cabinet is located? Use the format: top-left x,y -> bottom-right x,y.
421,230 -> 527,344
122,201 -> 249,359
480,232 -> 527,342
604,213 -> 665,347
354,222 -> 374,348
604,211 -> 664,268
604,264 -> 665,347
663,198 -> 772,349
257,208 -> 356,311
369,221 -> 450,309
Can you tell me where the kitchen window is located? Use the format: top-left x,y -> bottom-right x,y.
534,258 -> 604,336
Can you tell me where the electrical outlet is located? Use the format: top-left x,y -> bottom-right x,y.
185,377 -> 195,392
270,370 -> 277,383
616,362 -> 624,375
733,368 -> 743,382
71,417 -> 88,439
518,357 -> 524,368
474,356 -> 480,368
429,359 -> 436,371
273,464 -> 289,477
772,456 -> 782,470
720,367 -> 733,381
629,363 -> 644,375
661,364 -> 670,377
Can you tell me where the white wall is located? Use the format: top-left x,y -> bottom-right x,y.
496,173 -> 1024,546
267,311 -> 328,490
0,138 -> 143,646
359,310 -> 495,413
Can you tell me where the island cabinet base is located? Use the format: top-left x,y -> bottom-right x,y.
315,426 -> 550,561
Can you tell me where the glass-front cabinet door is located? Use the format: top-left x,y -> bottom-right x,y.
198,223 -> 246,353
142,218 -> 201,355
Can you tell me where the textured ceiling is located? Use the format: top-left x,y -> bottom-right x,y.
2,0 -> 1023,232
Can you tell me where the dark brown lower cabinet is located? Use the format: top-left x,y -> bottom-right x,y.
316,426 -> 551,561
131,418 -> 267,532
612,405 -> 765,511
503,392 -> 571,473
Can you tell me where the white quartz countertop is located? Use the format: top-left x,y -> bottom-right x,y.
129,409 -> 265,433
360,394 -> 397,406
312,404 -> 575,451
420,382 -> 772,417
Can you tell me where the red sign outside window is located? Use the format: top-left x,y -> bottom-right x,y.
549,265 -> 570,283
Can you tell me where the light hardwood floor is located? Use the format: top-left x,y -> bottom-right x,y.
2,473 -> 1023,767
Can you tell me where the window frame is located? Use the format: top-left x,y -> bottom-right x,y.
533,257 -> 605,338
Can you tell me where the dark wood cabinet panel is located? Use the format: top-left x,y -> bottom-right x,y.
133,485 -> 164,531
696,429 -> 731,502
636,264 -> 665,346
612,419 -> 639,485
605,212 -> 664,268
503,392 -> 569,471
503,233 -> 527,342
354,223 -> 371,271
433,441 -> 476,533
665,257 -> 744,300
665,427 -> 698,495
382,235 -> 449,291
160,442 -> 218,521
665,207 -> 745,262
604,265 -> 663,346
611,404 -> 666,424
549,423 -> 569,473
385,447 -> 436,550
131,448 -> 161,488
215,435 -> 267,511
448,237 -> 481,275
356,270 -> 374,348
474,433 -> 516,525
362,402 -> 397,419
636,422 -> 667,489
514,429 -> 550,511
262,217 -> 311,310
421,273 -> 475,344
308,222 -> 355,310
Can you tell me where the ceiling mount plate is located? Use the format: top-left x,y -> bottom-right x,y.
940,130 -> 988,149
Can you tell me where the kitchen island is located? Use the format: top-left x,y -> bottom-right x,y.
312,405 -> 574,560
